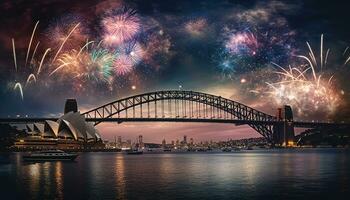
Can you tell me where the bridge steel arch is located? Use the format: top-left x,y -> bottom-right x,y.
82,90 -> 277,142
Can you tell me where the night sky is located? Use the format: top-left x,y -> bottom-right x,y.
0,0 -> 349,142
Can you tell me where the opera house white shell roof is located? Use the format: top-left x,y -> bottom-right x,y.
26,112 -> 101,142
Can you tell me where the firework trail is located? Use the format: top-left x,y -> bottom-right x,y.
344,50 -> 350,66
25,21 -> 39,66
14,83 -> 24,100
25,74 -> 37,86
30,41 -> 40,66
52,22 -> 80,62
11,38 -> 17,72
78,40 -> 95,56
102,8 -> 140,46
37,48 -> 51,76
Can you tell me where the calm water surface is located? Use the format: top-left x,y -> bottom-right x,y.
0,149 -> 349,200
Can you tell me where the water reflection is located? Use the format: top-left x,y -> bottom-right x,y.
115,154 -> 126,200
2,150 -> 350,200
9,153 -> 68,200
27,162 -> 40,197
55,161 -> 63,199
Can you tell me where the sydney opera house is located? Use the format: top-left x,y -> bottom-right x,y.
14,100 -> 104,150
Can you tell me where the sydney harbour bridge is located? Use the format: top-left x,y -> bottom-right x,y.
1,90 -> 349,146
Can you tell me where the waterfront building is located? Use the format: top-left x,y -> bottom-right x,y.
14,111 -> 103,150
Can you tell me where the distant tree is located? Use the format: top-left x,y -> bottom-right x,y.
0,124 -> 24,151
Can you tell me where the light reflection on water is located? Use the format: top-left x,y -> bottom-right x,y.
0,149 -> 349,200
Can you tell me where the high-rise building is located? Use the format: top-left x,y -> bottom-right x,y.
190,138 -> 194,145
138,135 -> 143,148
176,139 -> 179,147
162,139 -> 166,148
116,136 -> 123,148
183,135 -> 187,144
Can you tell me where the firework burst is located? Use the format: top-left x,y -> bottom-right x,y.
51,42 -> 115,83
265,35 -> 343,117
113,54 -> 134,75
102,8 -> 141,47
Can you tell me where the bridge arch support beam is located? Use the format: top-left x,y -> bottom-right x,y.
80,90 -> 278,143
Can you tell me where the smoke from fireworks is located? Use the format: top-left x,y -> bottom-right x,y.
225,31 -> 258,56
184,18 -> 208,37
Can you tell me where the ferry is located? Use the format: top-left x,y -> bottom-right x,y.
126,149 -> 143,155
23,150 -> 78,161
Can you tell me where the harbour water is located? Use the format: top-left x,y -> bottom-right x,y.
0,149 -> 349,200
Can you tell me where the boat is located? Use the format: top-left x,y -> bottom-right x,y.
23,150 -> 78,161
126,149 -> 143,155
246,146 -> 254,150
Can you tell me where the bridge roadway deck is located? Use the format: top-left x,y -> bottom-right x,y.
0,117 -> 348,128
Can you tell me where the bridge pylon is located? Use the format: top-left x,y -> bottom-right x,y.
64,99 -> 78,114
273,105 -> 295,146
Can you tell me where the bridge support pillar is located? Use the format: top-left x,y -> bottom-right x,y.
64,99 -> 78,114
273,105 -> 295,146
